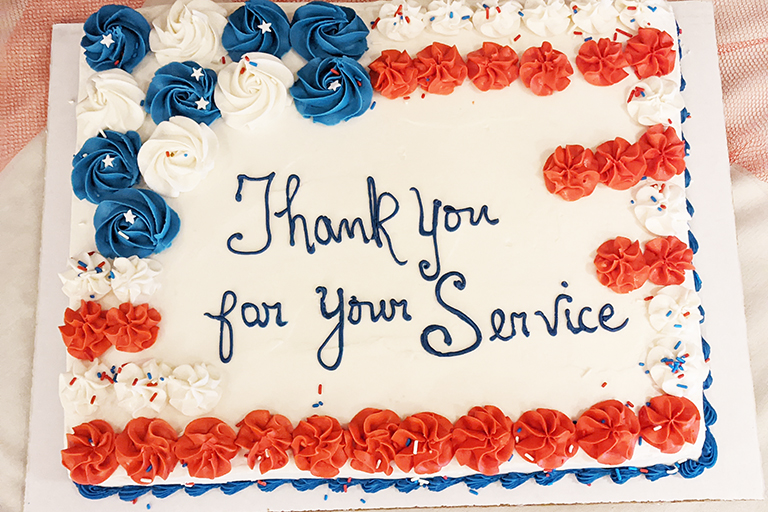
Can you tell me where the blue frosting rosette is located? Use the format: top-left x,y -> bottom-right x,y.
289,1 -> 369,61
81,5 -> 151,73
222,0 -> 291,60
72,131 -> 142,204
145,61 -> 220,125
94,188 -> 180,258
290,57 -> 373,126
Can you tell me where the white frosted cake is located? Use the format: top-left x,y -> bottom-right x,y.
57,0 -> 716,502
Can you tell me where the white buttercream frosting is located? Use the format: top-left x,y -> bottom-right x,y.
138,116 -> 219,197
426,0 -> 474,35
59,251 -> 112,307
214,53 -> 294,130
633,179 -> 690,236
626,77 -> 685,127
472,0 -> 523,37
167,363 -> 222,416
110,256 -> 163,304
376,1 -> 427,41
59,360 -> 112,417
76,69 -> 145,146
113,361 -> 171,418
648,285 -> 702,334
149,0 -> 228,66
569,0 -> 618,34
521,0 -> 571,36
615,0 -> 672,30
646,336 -> 707,397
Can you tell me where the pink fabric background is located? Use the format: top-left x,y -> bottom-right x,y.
0,0 -> 766,180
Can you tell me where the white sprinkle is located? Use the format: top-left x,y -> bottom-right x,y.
523,453 -> 534,462
118,231 -> 130,240
265,448 -> 270,458
100,33 -> 115,48
667,468 -> 678,475
258,21 -> 272,33
413,439 -> 418,455
653,425 -> 662,431
328,80 -> 342,91
190,67 -> 204,81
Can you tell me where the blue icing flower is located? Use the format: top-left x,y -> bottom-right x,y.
81,5 -> 151,73
222,0 -> 291,60
290,57 -> 372,126
145,61 -> 220,125
290,1 -> 369,62
72,130 -> 142,204
94,188 -> 180,258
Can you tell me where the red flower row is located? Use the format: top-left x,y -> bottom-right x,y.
59,300 -> 161,361
62,396 -> 700,486
577,27 -> 676,86
543,124 -> 686,201
595,235 -> 695,293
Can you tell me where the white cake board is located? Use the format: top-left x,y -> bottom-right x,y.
23,3 -> 763,511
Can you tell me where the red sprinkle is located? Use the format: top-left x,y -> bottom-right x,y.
405,15 -> 410,23
132,499 -> 138,504
90,395 -> 96,405
69,377 -> 77,386
330,68 -> 340,75
660,204 -> 667,209
644,296 -> 654,301
149,392 -> 158,402
626,401 -> 634,408
147,382 -> 158,387
371,17 -> 380,29
627,5 -> 637,9
573,31 -> 583,35
221,56 -> 226,64
485,7 -> 490,19
616,28 -> 633,38
97,261 -> 106,268
318,384 -> 323,394
613,32 -> 618,41
678,373 -> 685,379
640,468 -> 649,474
343,485 -> 348,493
77,266 -> 88,272
165,151 -> 170,157
114,60 -> 120,66
240,67 -> 246,74
683,311 -> 691,317
421,93 -> 425,99
395,4 -> 403,16
244,55 -> 250,62
258,480 -> 266,487
403,96 -> 411,100
683,353 -> 690,358
601,382 -> 607,388
705,357 -> 710,363
132,378 -> 139,386
513,34 -> 521,42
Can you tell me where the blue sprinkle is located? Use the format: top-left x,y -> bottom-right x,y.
517,427 -> 522,433
147,373 -> 152,379
319,401 -> 323,406
641,91 -> 646,97
518,11 -> 524,16
461,15 -> 470,19
646,402 -> 651,406
677,383 -> 688,389
430,16 -> 435,21
405,438 -> 412,447
108,271 -> 115,279
88,438 -> 93,444
674,324 -> 683,328
649,5 -> 657,11
147,505 -> 151,510
77,260 -> 88,268
641,176 -> 647,180
360,499 -> 366,504
651,196 -> 657,203
249,61 -> 259,67
449,11 -> 454,18
182,463 -> 187,467
666,310 -> 672,317
90,295 -> 95,299
508,454 -> 514,461
370,101 -> 376,110
630,199 -> 635,204
312,403 -> 320,408
160,377 -> 164,381
657,207 -> 663,212
95,267 -> 103,273
469,489 -> 479,495
140,100 -> 145,107
584,36 -> 593,41
146,464 -> 153,472
645,370 -> 650,374
601,419 -> 606,424
630,18 -> 635,22
674,341 -> 682,350
638,437 -> 642,446
324,495 -> 328,501
97,372 -> 102,379
638,362 -> 645,366
482,3 -> 488,7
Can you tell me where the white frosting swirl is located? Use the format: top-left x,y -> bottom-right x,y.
648,285 -> 702,334
59,360 -> 112,417
646,336 -> 707,397
472,0 -> 523,37
76,69 -> 145,146
521,0 -> 571,36
214,53 -> 294,130
615,0 -> 672,30
114,361 -> 171,418
626,77 -> 685,127
633,179 -> 690,236
376,1 -> 427,41
138,116 -> 218,197
569,0 -> 618,34
426,0 -> 474,35
167,363 -> 222,416
59,251 -> 112,307
110,256 -> 163,304
149,0 -> 228,66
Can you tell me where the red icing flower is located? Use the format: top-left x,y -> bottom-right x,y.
452,405 -> 514,475
638,124 -> 686,180
61,419 -> 118,485
594,237 -> 650,293
576,400 -> 640,465
643,235 -> 694,285
466,42 -> 519,92
543,145 -> 600,201
291,415 -> 348,477
59,300 -> 110,361
174,418 -> 239,479
235,410 -> 294,473
519,42 -> 573,96
392,412 -> 453,474
115,417 -> 178,484
368,49 -> 418,99
625,27 -> 676,79
575,38 -> 629,86
595,137 -> 646,190
513,409 -> 577,470
413,42 -> 468,95
346,408 -> 400,475
104,302 -> 161,352
638,395 -> 701,454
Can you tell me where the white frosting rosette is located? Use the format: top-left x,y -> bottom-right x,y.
376,1 -> 427,41
76,69 -> 145,146
646,336 -> 707,397
59,251 -> 112,307
647,285 -> 702,334
110,256 -> 163,304
633,179 -> 690,236
114,361 -> 171,418
472,0 -> 523,37
138,116 -> 218,197
521,0 -> 571,36
167,363 -> 221,416
615,0 -> 672,30
569,0 -> 618,35
426,0 -> 474,35
149,0 -> 228,66
627,76 -> 685,127
59,359 -> 112,417
214,53 -> 294,130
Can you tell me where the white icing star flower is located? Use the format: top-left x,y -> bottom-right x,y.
110,256 -> 163,304
647,285 -> 702,334
376,0 -> 427,41
191,67 -> 204,81
59,359 -> 113,417
101,33 -> 115,48
114,361 -> 172,418
646,336 -> 707,397
59,251 -> 113,307
167,363 -> 222,416
102,154 -> 115,168
195,97 -> 210,110
472,0 -> 523,38
627,77 -> 685,127
149,0 -> 228,65
328,80 -> 342,91
258,21 -> 272,34
75,69 -> 145,146
632,179 -> 690,237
